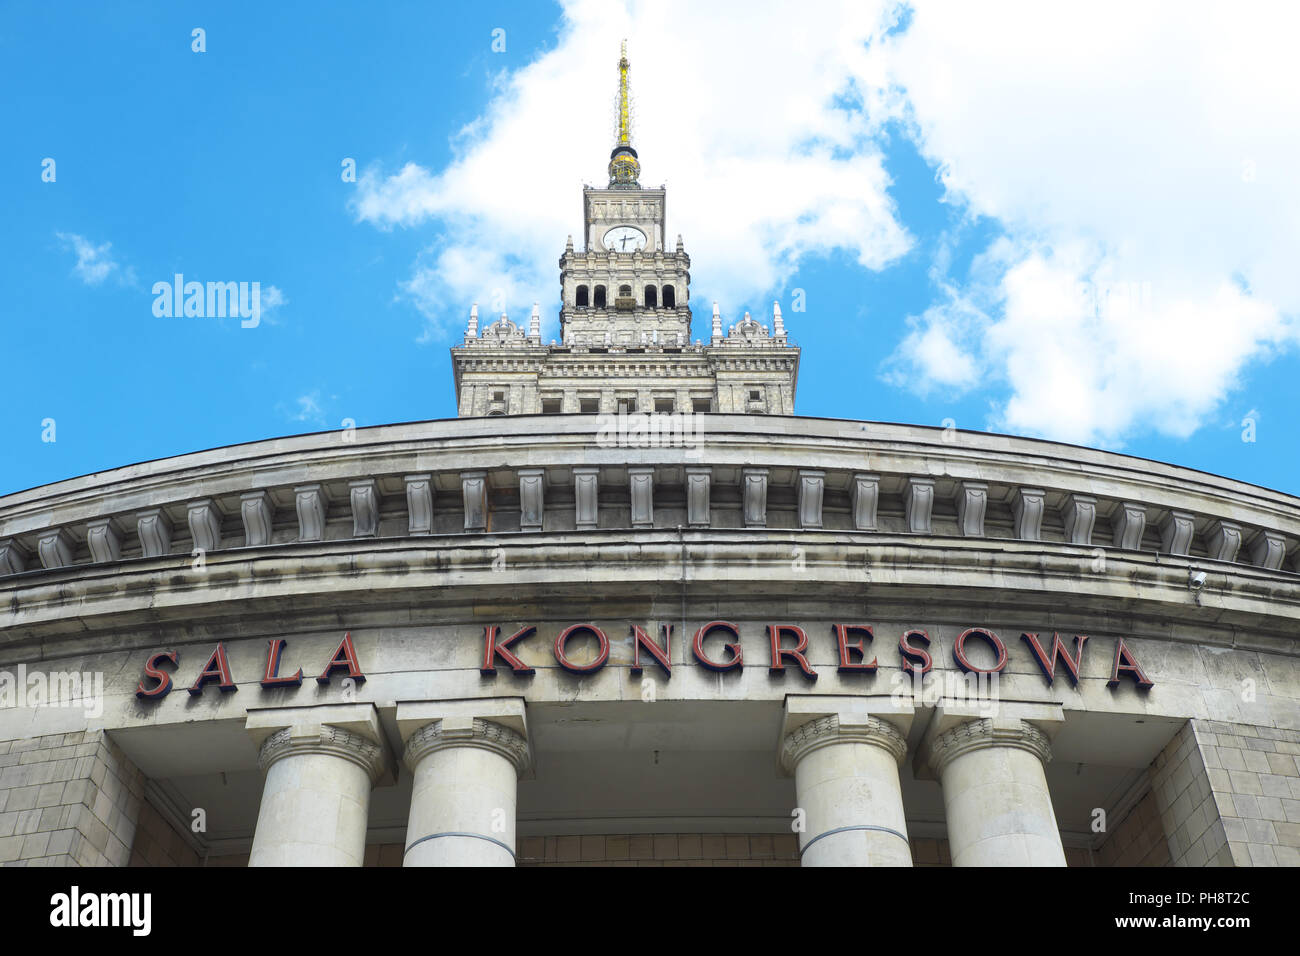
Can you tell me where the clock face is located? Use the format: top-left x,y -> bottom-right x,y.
604,225 -> 647,253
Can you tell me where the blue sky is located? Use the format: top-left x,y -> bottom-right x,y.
3,1 -> 1298,496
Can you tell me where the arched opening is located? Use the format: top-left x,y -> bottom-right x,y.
644,285 -> 657,309
662,285 -> 676,308
576,285 -> 589,307
594,285 -> 607,309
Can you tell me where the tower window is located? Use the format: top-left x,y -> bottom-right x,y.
692,398 -> 711,413
541,398 -> 562,414
576,285 -> 589,307
579,397 -> 599,414
749,389 -> 761,401
619,285 -> 632,297
662,285 -> 676,308
594,285 -> 607,309
644,285 -> 657,309
654,397 -> 674,413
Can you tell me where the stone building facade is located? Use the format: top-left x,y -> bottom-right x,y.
0,47 -> 1297,869
1,414 -> 1298,868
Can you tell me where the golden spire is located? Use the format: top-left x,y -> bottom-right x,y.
617,39 -> 631,147
607,39 -> 640,188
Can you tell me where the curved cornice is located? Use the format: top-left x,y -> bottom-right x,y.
2,533 -> 1297,653
1,417 -> 1296,637
2,416 -> 1295,528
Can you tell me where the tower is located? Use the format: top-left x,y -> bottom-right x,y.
560,40 -> 689,352
451,43 -> 799,417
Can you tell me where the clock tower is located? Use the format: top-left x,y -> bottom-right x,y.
560,42 -> 690,351
451,43 -> 799,418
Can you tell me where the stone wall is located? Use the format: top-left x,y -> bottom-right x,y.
515,833 -> 800,866
127,800 -> 199,867
1095,789 -> 1171,867
1196,719 -> 1300,866
0,730 -> 143,867
1150,720 -> 1231,866
1150,718 -> 1300,866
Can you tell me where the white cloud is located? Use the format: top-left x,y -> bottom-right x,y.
291,390 -> 325,425
354,0 -> 910,340
882,285 -> 985,394
56,232 -> 134,287
874,0 -> 1300,445
259,284 -> 288,325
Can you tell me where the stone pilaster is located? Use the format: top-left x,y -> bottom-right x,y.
797,470 -> 825,530
1204,519 -> 1242,563
187,499 -> 223,553
239,491 -> 273,547
348,479 -> 380,538
685,466 -> 711,528
573,466 -> 600,530
461,471 -> 488,532
850,473 -> 880,531
293,485 -> 328,542
1112,502 -> 1147,551
629,466 -> 655,529
1063,493 -> 1097,546
136,509 -> 172,557
742,468 -> 768,528
0,538 -> 28,575
518,469 -> 545,532
905,477 -> 934,534
1248,530 -> 1286,570
85,519 -> 122,564
957,481 -> 988,537
37,528 -> 74,569
1012,487 -> 1046,541
404,475 -> 434,535
1160,510 -> 1195,556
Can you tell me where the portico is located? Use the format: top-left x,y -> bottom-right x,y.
170,693 -> 1160,868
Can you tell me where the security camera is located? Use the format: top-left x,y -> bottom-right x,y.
1188,569 -> 1207,590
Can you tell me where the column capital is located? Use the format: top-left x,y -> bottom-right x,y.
257,723 -> 388,783
404,717 -> 530,775
247,702 -> 393,784
928,717 -> 1052,776
782,714 -> 908,773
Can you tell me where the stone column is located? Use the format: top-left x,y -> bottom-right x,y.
781,697 -> 914,867
782,715 -> 912,866
246,706 -> 390,867
399,701 -> 530,867
927,716 -> 1065,867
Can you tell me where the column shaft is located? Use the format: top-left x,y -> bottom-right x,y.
930,718 -> 1065,866
403,718 -> 529,867
784,716 -> 912,867
249,725 -> 385,867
